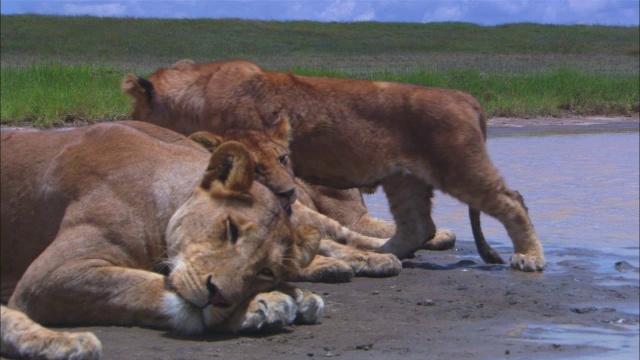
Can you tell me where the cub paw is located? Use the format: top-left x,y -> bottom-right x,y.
423,229 -> 456,251
238,291 -> 297,332
510,253 -> 546,272
352,253 -> 402,277
288,256 -> 354,283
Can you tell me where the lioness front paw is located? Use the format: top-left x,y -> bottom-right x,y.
236,291 -> 297,332
289,288 -> 324,324
510,253 -> 546,272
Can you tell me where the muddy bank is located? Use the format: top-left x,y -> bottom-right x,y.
2,117 -> 639,360
49,243 -> 639,360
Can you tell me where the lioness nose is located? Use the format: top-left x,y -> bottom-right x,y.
206,275 -> 231,308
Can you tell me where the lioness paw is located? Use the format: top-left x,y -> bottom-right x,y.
239,291 -> 297,332
39,332 -> 102,360
510,253 -> 546,272
290,288 -> 324,324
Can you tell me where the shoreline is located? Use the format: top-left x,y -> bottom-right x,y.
487,116 -> 639,136
2,116 -> 639,134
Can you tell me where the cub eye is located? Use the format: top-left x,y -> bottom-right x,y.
278,155 -> 288,166
255,164 -> 266,175
258,268 -> 275,280
226,218 -> 239,244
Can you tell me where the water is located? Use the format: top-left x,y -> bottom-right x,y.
364,130 -> 640,359
365,131 -> 639,275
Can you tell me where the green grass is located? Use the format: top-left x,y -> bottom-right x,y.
0,63 -> 131,127
1,15 -> 638,126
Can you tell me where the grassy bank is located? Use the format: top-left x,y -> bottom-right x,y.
1,15 -> 638,126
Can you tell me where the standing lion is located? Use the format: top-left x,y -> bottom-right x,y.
123,59 -> 544,271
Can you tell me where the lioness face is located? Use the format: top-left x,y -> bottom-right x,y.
163,142 -> 319,331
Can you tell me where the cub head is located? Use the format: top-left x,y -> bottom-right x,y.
164,141 -> 319,334
189,115 -> 296,216
121,60 -> 198,130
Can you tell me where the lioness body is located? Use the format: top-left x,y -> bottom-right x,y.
1,121 -> 323,359
124,59 -> 544,271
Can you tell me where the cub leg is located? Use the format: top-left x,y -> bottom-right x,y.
286,255 -> 355,283
291,202 -> 387,250
473,188 -> 544,271
318,240 -> 402,277
437,158 -> 545,271
377,173 -> 437,259
1,305 -> 101,360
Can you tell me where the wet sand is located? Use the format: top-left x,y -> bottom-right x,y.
2,117 -> 639,360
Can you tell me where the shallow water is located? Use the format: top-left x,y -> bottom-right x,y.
364,130 -> 640,359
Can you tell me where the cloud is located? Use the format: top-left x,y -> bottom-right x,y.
319,0 -> 356,21
354,8 -> 375,22
422,4 -> 465,23
62,2 -> 126,17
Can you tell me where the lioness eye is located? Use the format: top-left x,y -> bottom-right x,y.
259,268 -> 275,279
226,218 -> 239,244
255,164 -> 265,175
278,155 -> 288,165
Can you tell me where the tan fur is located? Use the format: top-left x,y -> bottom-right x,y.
188,128 -> 403,281
122,60 -> 545,271
1,121 -> 324,359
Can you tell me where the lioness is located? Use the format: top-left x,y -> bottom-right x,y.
1,121 -> 323,359
122,59 -> 544,271
187,119 -> 405,282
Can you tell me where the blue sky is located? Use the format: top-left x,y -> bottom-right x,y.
1,1 -> 638,26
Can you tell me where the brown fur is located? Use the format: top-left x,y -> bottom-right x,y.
122,59 -> 545,271
1,121 -> 325,358
188,127 -> 403,281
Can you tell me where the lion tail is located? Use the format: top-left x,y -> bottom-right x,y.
468,207 -> 505,265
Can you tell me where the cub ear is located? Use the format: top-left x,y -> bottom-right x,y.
189,131 -> 224,154
200,141 -> 255,194
287,225 -> 321,269
267,113 -> 292,147
121,73 -> 154,103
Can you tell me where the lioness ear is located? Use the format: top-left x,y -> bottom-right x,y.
200,141 -> 254,194
268,113 -> 292,147
289,225 -> 321,269
189,131 -> 224,154
121,73 -> 154,103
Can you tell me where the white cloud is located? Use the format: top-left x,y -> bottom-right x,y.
319,0 -> 356,21
62,2 -> 126,17
354,9 -> 375,22
422,4 -> 465,23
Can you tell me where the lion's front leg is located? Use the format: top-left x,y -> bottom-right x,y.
221,285 -> 323,333
378,173 -> 437,259
1,305 -> 102,360
319,240 -> 402,277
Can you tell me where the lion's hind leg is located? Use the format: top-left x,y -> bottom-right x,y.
1,305 -> 102,360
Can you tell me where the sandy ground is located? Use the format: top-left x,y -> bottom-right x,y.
2,117 -> 639,360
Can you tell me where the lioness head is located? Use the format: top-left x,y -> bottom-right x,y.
164,141 -> 319,333
188,115 -> 297,216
